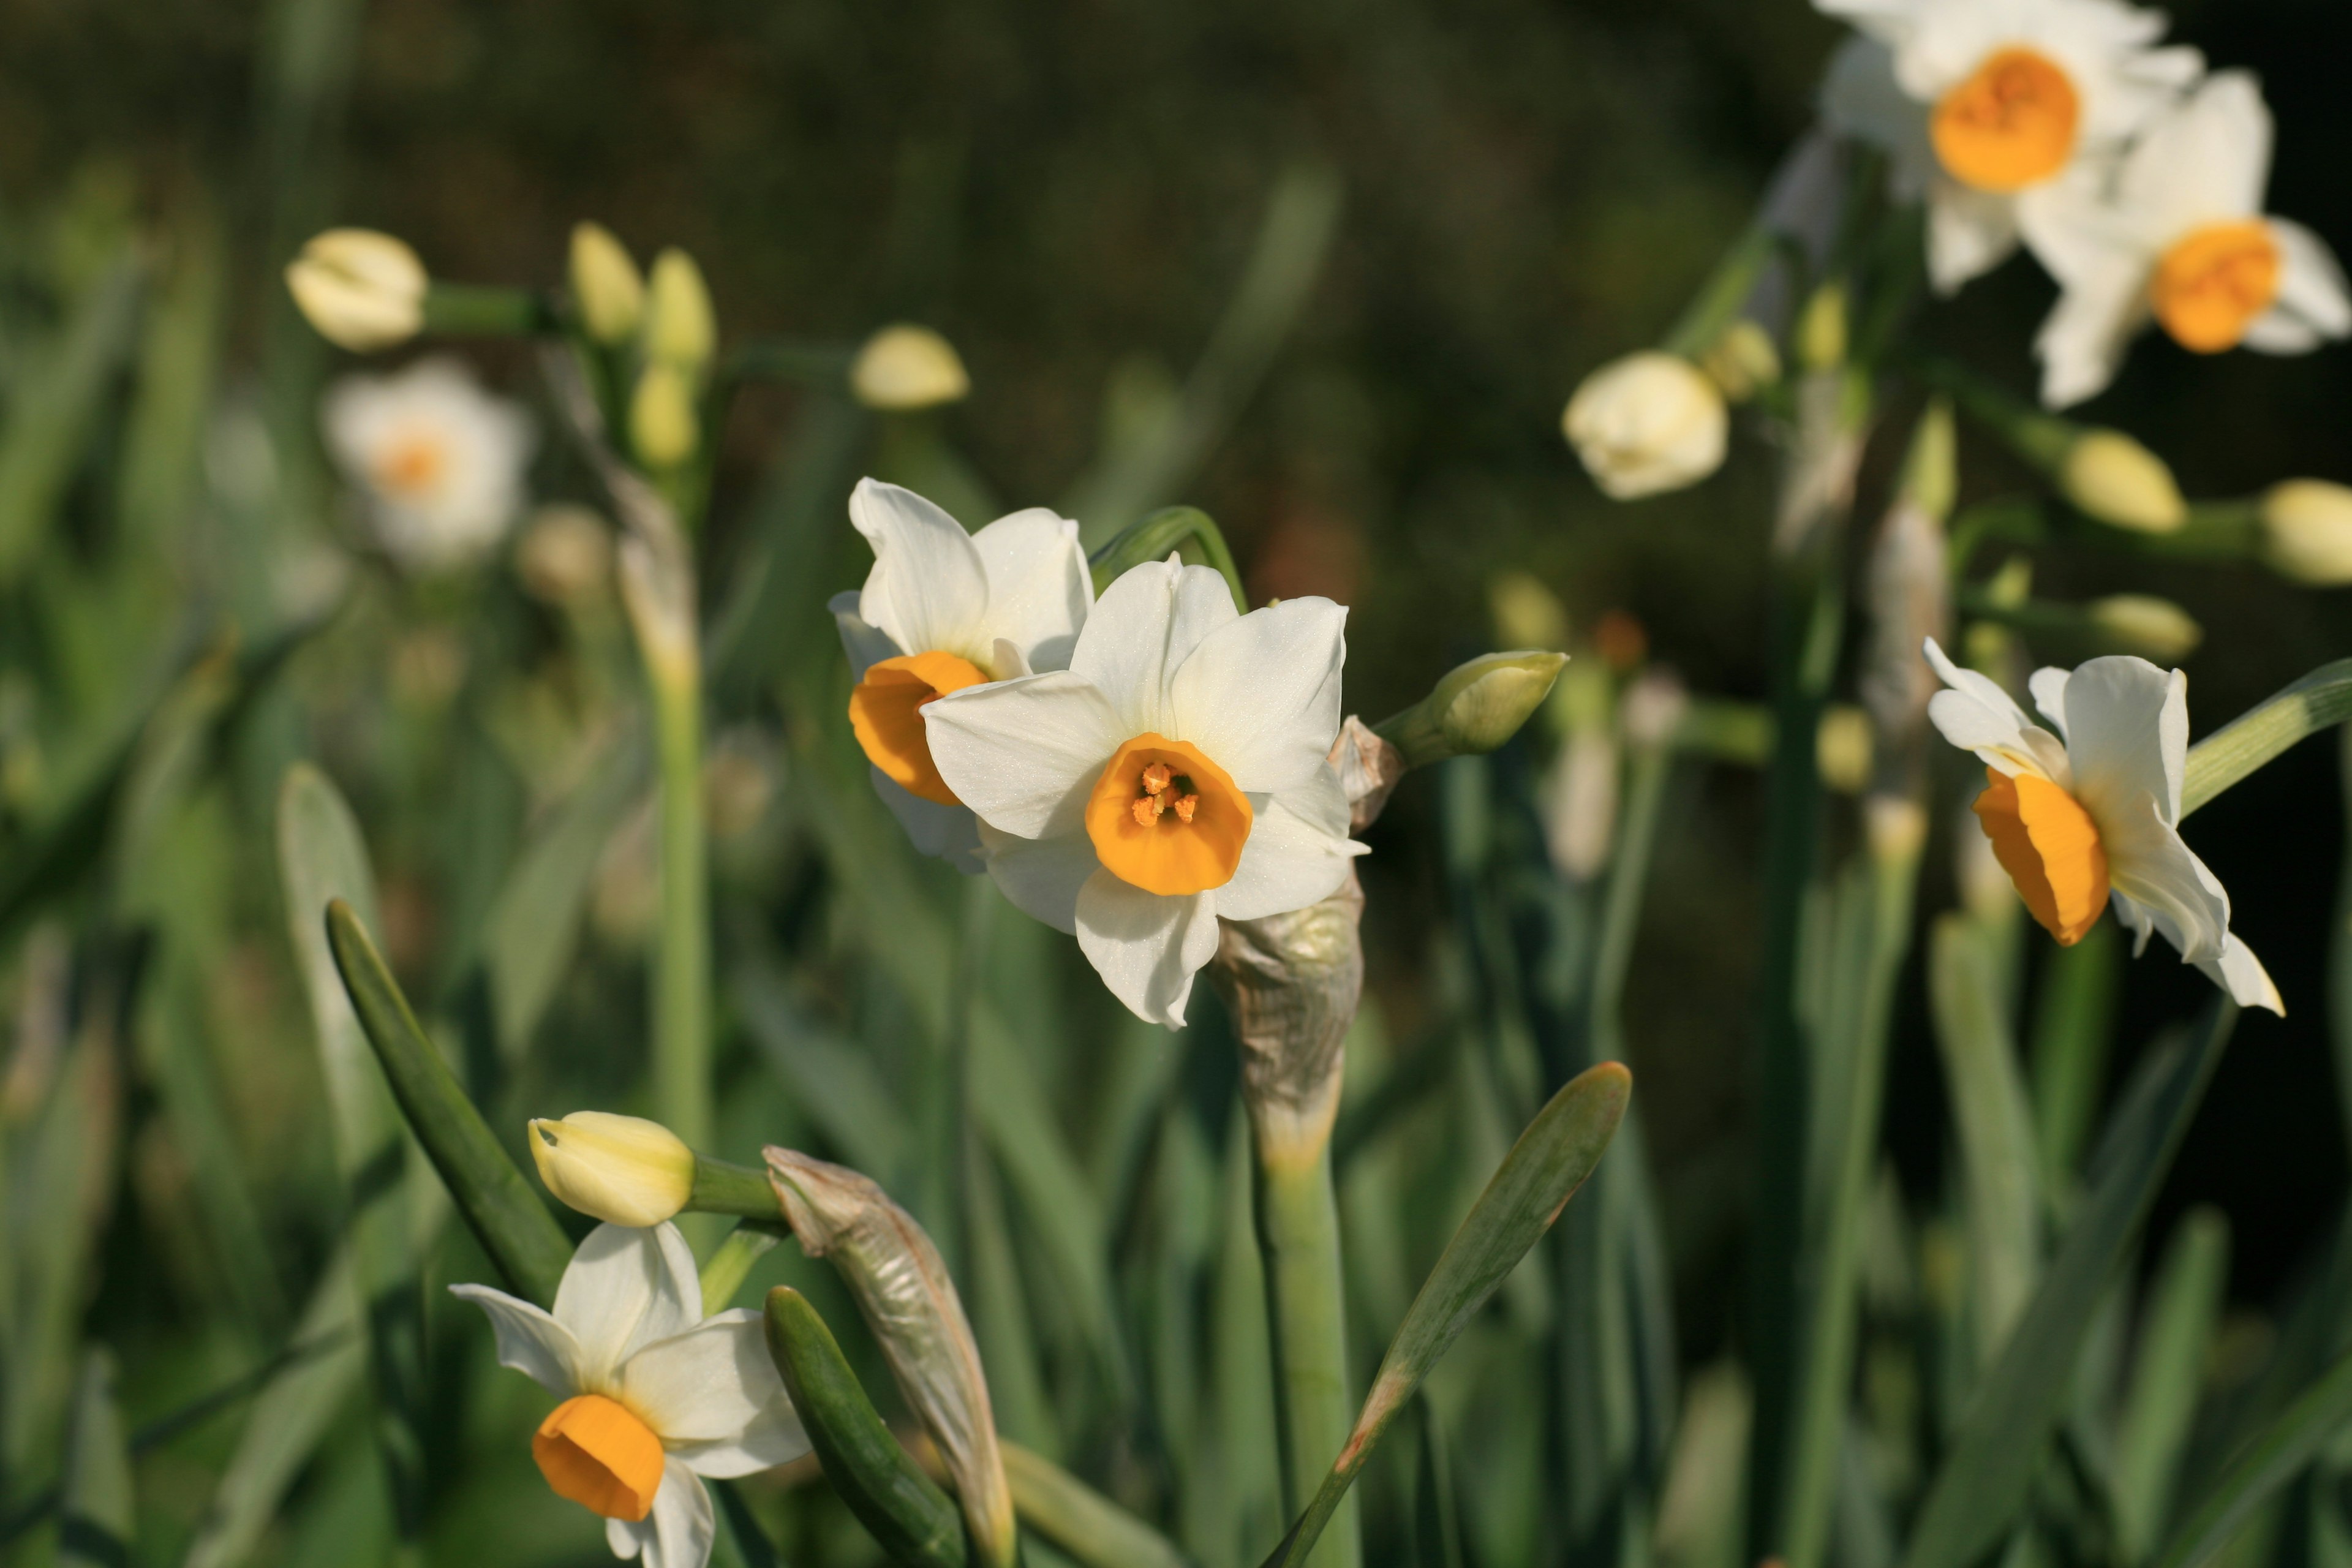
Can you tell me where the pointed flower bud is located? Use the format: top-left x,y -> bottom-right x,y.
1564,352 -> 1728,500
1794,282 -> 1849,373
1815,704 -> 1874,794
643,248 -> 716,371
285,229 -> 427,352
568,223 -> 645,346
2089,594 -> 2202,662
1702,318 -> 1782,403
2060,430 -> 2185,535
2260,479 -> 2352,585
763,1150 -> 1017,1567
1487,570 -> 1569,653
1376,650 -> 1569,771
527,1112 -> 695,1227
629,364 -> 699,469
850,324 -> 971,410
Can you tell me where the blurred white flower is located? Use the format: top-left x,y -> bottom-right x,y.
1923,637 -> 2279,1011
851,324 -> 972,410
324,356 -> 534,571
453,1224 -> 807,1568
286,228 -> 428,352
1818,0 -> 2202,295
1563,352 -> 1728,500
924,558 -> 1366,1027
2031,72 -> 2351,407
829,479 -> 1093,872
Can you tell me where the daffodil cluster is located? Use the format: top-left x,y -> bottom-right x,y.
1817,0 -> 2350,405
834,481 -> 1365,1025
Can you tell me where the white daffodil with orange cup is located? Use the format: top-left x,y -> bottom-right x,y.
2029,71 -> 2351,407
1923,638 -> 2281,1012
921,556 -> 1366,1027
453,1223 -> 808,1568
323,355 -> 535,571
1818,0 -> 2203,295
830,478 -> 1093,872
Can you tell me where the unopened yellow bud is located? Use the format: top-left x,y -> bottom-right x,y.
2089,595 -> 2201,663
1703,318 -> 1782,402
1795,283 -> 1848,373
568,223 -> 644,346
850,323 -> 972,411
1439,652 -> 1571,758
516,504 -> 613,605
285,229 -> 427,352
2060,431 -> 2185,535
1564,352 -> 1728,500
2260,480 -> 2352,585
643,249 -> 715,371
529,1112 -> 696,1227
1816,704 -> 1874,794
1488,570 -> 1569,652
629,364 -> 699,469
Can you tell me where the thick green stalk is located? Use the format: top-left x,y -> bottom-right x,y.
1257,1144 -> 1359,1568
648,656 -> 712,1159
2179,658 -> 2352,818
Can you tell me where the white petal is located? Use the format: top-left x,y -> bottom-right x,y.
1069,558 -> 1240,738
2245,218 -> 2352,353
554,1223 -> 703,1389
2031,255 -> 2150,408
831,594 -> 903,685
1074,870 -> 1220,1028
2198,934 -> 2284,1016
1169,597 -> 1348,792
2119,72 -> 2271,233
449,1284 -> 581,1396
850,478 -> 988,658
610,1461 -> 714,1568
971,508 -> 1091,673
1927,184 -> 2021,296
978,821 -> 1097,933
2028,667 -> 2071,737
870,771 -> 983,873
2059,655 -> 2184,824
1213,774 -> 1366,923
1821,37 -> 1939,197
619,1310 -> 806,1469
2101,794 -> 2230,967
922,673 -> 1125,839
1924,639 -> 2072,783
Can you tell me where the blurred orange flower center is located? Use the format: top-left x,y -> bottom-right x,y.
1932,47 -> 2081,192
1086,734 -> 1252,895
1973,767 -> 2109,945
532,1394 -> 665,1521
374,431 -> 449,499
848,650 -> 989,805
2151,221 -> 2281,353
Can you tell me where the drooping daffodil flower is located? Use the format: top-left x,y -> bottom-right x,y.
831,479 -> 1092,872
2031,71 -> 2351,407
323,356 -> 535,571
1817,0 -> 2202,295
1923,638 -> 2280,1013
452,1224 -> 809,1568
923,557 -> 1366,1027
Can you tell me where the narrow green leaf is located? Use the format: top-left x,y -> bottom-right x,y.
58,1350 -> 133,1568
0,254 -> 144,582
2027,921 -> 2120,1185
698,1223 -> 786,1313
760,1287 -> 967,1568
1087,507 -> 1248,611
1899,1000 -> 2237,1568
733,957 -> 912,1178
2180,660 -> 2352,818
1260,1061 -> 1632,1568
1002,1443 -> 1192,1568
2114,1210 -> 2231,1564
2150,1341 -> 2352,1568
324,899 -> 571,1309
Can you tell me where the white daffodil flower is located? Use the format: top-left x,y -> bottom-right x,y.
1923,638 -> 2280,1012
829,478 -> 1092,872
323,356 -> 535,571
922,557 -> 1366,1028
1817,0 -> 2202,295
2030,72 -> 2351,407
452,1223 -> 808,1568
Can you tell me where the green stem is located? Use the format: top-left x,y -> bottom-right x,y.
1088,506 -> 1248,611
422,284 -> 556,338
1257,1144 -> 1359,1568
697,1223 -> 785,1313
2179,659 -> 2352,818
648,660 -> 712,1158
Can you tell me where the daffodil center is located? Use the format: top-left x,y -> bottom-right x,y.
847,650 -> 989,806
2151,220 -> 2281,353
1085,734 -> 1253,897
374,430 -> 450,500
1972,767 -> 2109,945
1931,47 -> 2081,192
532,1393 -> 666,1522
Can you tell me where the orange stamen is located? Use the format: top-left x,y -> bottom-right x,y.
1086,734 -> 1253,896
374,434 -> 448,499
1172,794 -> 1199,824
1972,767 -> 2109,945
1931,47 -> 2081,192
532,1394 -> 666,1522
846,650 -> 990,805
2151,221 -> 2281,353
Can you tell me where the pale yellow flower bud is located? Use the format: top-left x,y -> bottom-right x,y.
1563,352 -> 1728,500
1487,570 -> 1569,652
515,503 -> 614,605
2060,431 -> 2185,535
568,222 -> 645,346
629,364 -> 699,469
1441,652 -> 1570,756
2089,594 -> 2202,663
529,1112 -> 696,1227
285,229 -> 427,352
2259,480 -> 2352,586
1815,704 -> 1874,794
643,249 -> 716,371
850,323 -> 972,410
1795,283 -> 1849,373
1702,318 -> 1782,403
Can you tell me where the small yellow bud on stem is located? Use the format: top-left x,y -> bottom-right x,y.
527,1112 -> 696,1228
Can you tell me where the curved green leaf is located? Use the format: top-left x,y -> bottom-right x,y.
1001,1443 -> 1192,1568
2149,1341 -> 2352,1568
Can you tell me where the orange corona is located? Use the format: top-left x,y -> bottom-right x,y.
847,650 -> 989,805
2151,221 -> 2281,353
1972,767 -> 2109,944
1085,734 -> 1252,895
1932,47 -> 2081,192
532,1394 -> 666,1521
